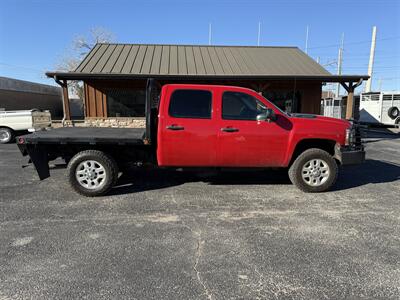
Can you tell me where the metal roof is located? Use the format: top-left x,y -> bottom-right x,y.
0,76 -> 61,95
46,43 -> 369,82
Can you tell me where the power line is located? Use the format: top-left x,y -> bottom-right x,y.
308,35 -> 400,50
345,64 -> 396,69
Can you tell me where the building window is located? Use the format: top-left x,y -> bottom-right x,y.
106,88 -> 145,117
169,90 -> 212,119
262,91 -> 301,113
222,91 -> 267,120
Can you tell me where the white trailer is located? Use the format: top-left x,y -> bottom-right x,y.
0,109 -> 51,143
322,97 -> 346,119
359,92 -> 400,127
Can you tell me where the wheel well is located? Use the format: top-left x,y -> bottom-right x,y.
0,126 -> 14,132
290,139 -> 336,165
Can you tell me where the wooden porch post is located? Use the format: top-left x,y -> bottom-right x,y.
345,85 -> 355,120
62,80 -> 71,121
340,82 -> 354,120
341,79 -> 363,120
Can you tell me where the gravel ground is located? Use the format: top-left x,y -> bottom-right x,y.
0,131 -> 399,299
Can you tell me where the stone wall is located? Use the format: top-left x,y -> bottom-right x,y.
84,117 -> 146,128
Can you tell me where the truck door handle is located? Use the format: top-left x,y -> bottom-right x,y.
166,125 -> 184,131
221,127 -> 239,132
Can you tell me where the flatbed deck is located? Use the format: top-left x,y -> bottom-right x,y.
20,127 -> 146,145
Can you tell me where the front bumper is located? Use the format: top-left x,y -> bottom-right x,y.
335,145 -> 365,165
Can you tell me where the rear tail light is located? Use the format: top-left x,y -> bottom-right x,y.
17,137 -> 25,144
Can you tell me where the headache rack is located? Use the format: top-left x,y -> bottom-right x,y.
144,78 -> 160,145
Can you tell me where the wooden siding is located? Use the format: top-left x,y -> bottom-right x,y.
84,82 -> 107,117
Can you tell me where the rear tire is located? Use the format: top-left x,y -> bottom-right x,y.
67,150 -> 119,197
288,148 -> 338,193
0,128 -> 14,144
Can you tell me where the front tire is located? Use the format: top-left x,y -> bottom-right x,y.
67,150 -> 119,197
288,148 -> 338,193
0,128 -> 14,144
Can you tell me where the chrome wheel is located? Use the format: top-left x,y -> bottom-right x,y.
0,129 -> 11,143
75,160 -> 107,189
301,159 -> 330,187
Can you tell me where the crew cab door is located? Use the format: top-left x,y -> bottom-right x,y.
217,89 -> 291,167
157,86 -> 218,166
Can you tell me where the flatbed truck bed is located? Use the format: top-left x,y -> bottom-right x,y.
19,127 -> 146,145
17,127 -> 151,181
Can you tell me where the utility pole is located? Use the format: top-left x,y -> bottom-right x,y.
257,22 -> 261,46
208,23 -> 212,45
365,26 -> 377,92
336,33 -> 345,97
317,57 -> 320,64
305,25 -> 309,54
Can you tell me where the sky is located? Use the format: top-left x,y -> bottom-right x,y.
1,0 -> 399,93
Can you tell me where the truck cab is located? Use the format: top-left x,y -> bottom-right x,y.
157,84 -> 362,166
16,82 -> 365,196
157,84 -> 291,167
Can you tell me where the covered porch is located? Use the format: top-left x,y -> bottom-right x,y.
49,73 -> 369,122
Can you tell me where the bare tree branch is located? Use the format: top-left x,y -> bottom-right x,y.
54,27 -> 115,100
56,27 -> 115,72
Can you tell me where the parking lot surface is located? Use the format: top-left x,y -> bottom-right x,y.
0,132 -> 399,299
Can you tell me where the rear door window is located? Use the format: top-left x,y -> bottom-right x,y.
169,90 -> 212,119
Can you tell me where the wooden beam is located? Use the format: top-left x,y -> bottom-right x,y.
62,81 -> 71,121
345,84 -> 355,120
340,82 -> 350,93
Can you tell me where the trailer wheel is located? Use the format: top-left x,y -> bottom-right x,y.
288,148 -> 338,193
388,106 -> 399,120
67,150 -> 119,197
0,127 -> 14,144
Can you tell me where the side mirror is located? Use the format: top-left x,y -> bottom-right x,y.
257,109 -> 276,122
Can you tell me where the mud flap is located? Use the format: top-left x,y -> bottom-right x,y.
25,144 -> 50,180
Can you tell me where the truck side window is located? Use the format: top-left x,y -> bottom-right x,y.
169,90 -> 212,119
222,91 -> 267,120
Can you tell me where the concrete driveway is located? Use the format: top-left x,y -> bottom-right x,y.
0,132 -> 399,299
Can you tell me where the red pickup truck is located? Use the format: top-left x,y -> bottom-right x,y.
17,80 -> 365,196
